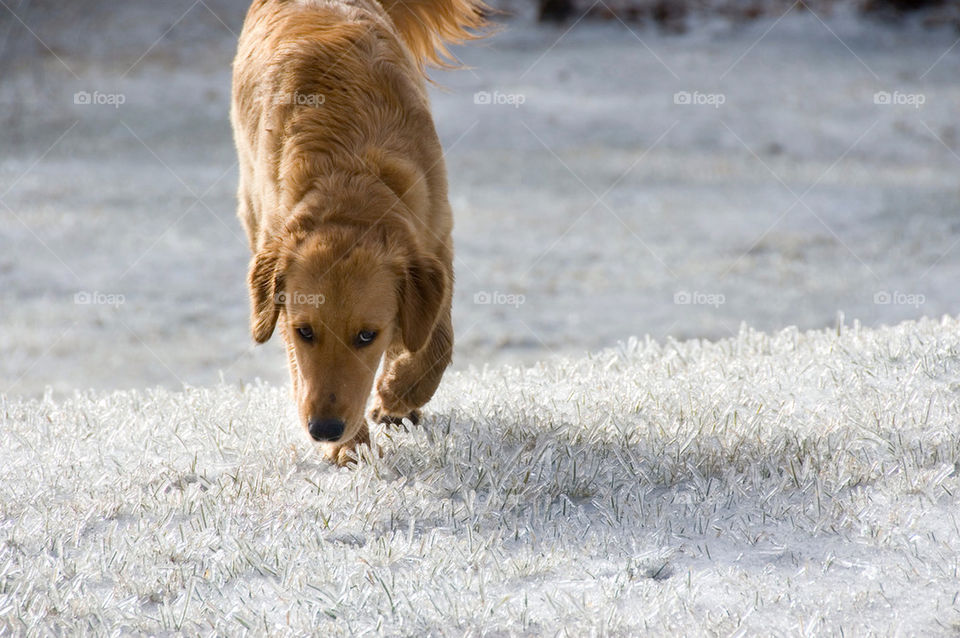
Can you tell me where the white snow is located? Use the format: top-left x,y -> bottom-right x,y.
3,316 -> 960,634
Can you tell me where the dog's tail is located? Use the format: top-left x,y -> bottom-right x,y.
377,0 -> 490,68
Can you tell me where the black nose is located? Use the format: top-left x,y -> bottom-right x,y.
308,418 -> 345,442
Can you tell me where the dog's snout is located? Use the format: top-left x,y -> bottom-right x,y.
308,417 -> 345,441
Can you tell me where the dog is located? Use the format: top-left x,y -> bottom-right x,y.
231,0 -> 486,464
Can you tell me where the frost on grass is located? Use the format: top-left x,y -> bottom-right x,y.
2,317 -> 960,635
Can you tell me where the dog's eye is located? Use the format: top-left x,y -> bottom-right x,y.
296,325 -> 314,342
354,330 -> 377,347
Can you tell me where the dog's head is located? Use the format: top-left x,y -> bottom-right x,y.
247,221 -> 447,445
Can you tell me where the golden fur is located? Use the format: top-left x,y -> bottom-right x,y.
231,0 -> 485,464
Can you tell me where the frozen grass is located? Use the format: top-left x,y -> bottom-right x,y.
3,316 -> 960,634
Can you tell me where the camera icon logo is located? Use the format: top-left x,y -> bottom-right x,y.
473,291 -> 492,304
274,291 -> 288,305
74,291 -> 92,304
873,291 -> 891,305
673,290 -> 691,305
74,91 -> 92,105
673,91 -> 691,105
873,91 -> 891,105
473,91 -> 491,105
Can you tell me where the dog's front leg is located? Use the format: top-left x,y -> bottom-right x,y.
371,305 -> 453,426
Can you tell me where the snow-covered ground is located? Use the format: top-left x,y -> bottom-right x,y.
1,4 -> 958,395
3,317 -> 960,634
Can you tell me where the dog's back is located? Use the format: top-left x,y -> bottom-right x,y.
231,0 -> 486,246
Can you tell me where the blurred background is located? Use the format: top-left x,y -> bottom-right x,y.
0,0 -> 957,396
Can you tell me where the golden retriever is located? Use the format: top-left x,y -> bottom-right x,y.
231,0 -> 486,464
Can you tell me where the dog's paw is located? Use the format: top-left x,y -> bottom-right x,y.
322,425 -> 374,467
369,405 -> 421,427
334,444 -> 359,467
323,441 -> 379,467
322,442 -> 352,466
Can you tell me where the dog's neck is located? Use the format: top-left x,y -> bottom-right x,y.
278,175 -> 417,248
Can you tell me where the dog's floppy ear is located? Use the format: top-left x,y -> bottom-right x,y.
398,254 -> 448,353
248,239 -> 285,344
